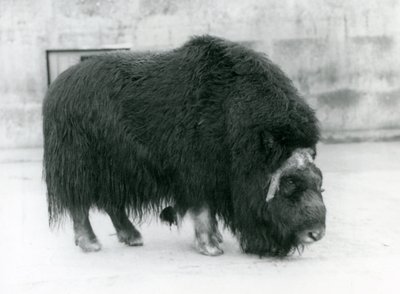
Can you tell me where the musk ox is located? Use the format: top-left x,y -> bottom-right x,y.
43,35 -> 326,257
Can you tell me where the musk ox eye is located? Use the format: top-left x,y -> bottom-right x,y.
280,178 -> 296,196
282,178 -> 294,187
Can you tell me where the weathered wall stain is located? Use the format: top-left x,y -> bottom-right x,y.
139,0 -> 179,16
273,38 -> 327,59
295,64 -> 339,94
317,89 -> 362,109
378,89 -> 400,107
377,70 -> 398,85
316,88 -> 400,132
351,35 -> 394,51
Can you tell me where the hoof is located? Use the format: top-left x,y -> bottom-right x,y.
117,230 -> 144,246
195,236 -> 224,256
197,243 -> 224,256
75,236 -> 102,252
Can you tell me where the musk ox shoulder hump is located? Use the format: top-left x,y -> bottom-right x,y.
180,35 -> 282,76
180,35 -> 319,147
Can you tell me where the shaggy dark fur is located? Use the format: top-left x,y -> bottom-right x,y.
159,206 -> 178,226
43,35 -> 325,256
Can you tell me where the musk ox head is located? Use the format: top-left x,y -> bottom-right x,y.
238,148 -> 326,257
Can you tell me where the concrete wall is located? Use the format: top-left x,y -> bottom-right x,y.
1,0 -> 400,147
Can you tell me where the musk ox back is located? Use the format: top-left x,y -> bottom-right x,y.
43,35 -> 326,256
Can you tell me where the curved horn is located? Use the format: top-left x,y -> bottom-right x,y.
266,169 -> 283,202
265,148 -> 315,202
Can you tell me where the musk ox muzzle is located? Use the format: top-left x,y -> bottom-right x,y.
43,35 -> 325,257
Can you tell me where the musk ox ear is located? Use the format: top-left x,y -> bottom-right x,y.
266,148 -> 315,202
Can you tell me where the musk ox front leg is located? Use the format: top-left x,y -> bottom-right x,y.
106,208 -> 143,246
190,207 -> 223,256
72,210 -> 102,252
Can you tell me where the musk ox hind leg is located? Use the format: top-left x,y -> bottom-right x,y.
72,209 -> 102,252
190,207 -> 223,256
106,208 -> 143,246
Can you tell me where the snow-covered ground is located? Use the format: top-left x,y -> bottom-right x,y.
1,142 -> 400,294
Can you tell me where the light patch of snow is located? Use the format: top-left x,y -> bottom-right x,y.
1,142 -> 400,293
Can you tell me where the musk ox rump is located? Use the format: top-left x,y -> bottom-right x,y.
43,35 -> 325,256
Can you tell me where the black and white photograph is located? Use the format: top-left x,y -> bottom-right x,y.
1,0 -> 399,293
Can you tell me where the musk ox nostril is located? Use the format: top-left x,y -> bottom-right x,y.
300,227 -> 325,244
308,231 -> 320,241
